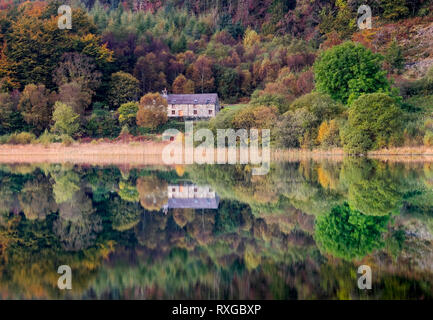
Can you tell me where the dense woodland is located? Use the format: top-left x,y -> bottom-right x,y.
0,0 -> 432,153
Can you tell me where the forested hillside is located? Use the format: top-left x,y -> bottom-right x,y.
0,0 -> 432,153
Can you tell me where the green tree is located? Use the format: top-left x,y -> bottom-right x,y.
172,34 -> 187,53
290,92 -> 343,121
314,42 -> 390,104
85,103 -> 119,138
53,191 -> 101,251
118,180 -> 139,203
340,158 -> 403,216
250,91 -> 291,114
214,200 -> 247,234
276,110 -> 309,148
109,197 -> 142,231
315,203 -> 390,260
51,169 -> 81,204
0,91 -> 26,134
381,0 -> 410,20
384,39 -> 405,74
215,67 -> 241,103
51,102 -> 80,137
117,102 -> 138,129
319,0 -> 357,38
107,72 -> 140,109
341,93 -> 404,154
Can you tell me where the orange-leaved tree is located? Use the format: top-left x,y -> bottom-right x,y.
136,93 -> 168,131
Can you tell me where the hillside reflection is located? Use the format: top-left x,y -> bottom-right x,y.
0,159 -> 433,299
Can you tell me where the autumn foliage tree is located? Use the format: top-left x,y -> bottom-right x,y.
57,82 -> 91,117
54,53 -> 102,92
243,27 -> 260,48
187,55 -> 215,93
172,74 -> 194,94
232,105 -> 278,131
3,3 -> 110,90
136,175 -> 168,211
136,93 -> 168,131
134,53 -> 168,94
54,53 -> 101,115
18,84 -> 56,134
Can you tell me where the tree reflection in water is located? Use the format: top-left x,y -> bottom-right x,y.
0,159 -> 432,299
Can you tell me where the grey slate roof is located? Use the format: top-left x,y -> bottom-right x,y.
166,94 -> 218,105
165,196 -> 220,209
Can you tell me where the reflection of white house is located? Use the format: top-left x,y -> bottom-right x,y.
164,184 -> 220,209
168,184 -> 216,199
164,93 -> 220,119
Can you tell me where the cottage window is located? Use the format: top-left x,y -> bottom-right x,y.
193,110 -> 198,115
172,110 -> 176,115
208,110 -> 212,115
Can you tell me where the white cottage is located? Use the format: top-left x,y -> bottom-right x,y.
164,93 -> 221,119
163,184 -> 220,210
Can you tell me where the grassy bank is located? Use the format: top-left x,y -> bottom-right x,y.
2,143 -> 433,166
0,141 -> 169,166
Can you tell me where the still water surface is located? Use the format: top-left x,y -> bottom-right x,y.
0,158 -> 432,299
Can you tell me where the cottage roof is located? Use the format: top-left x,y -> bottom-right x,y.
166,196 -> 220,209
166,94 -> 218,105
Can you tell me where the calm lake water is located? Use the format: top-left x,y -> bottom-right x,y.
0,158 -> 433,299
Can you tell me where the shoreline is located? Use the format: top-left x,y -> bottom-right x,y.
0,141 -> 170,166
1,142 -> 433,165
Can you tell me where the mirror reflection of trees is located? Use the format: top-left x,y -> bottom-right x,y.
315,203 -> 390,260
0,160 -> 432,299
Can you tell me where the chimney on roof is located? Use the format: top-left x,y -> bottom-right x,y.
162,88 -> 168,98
